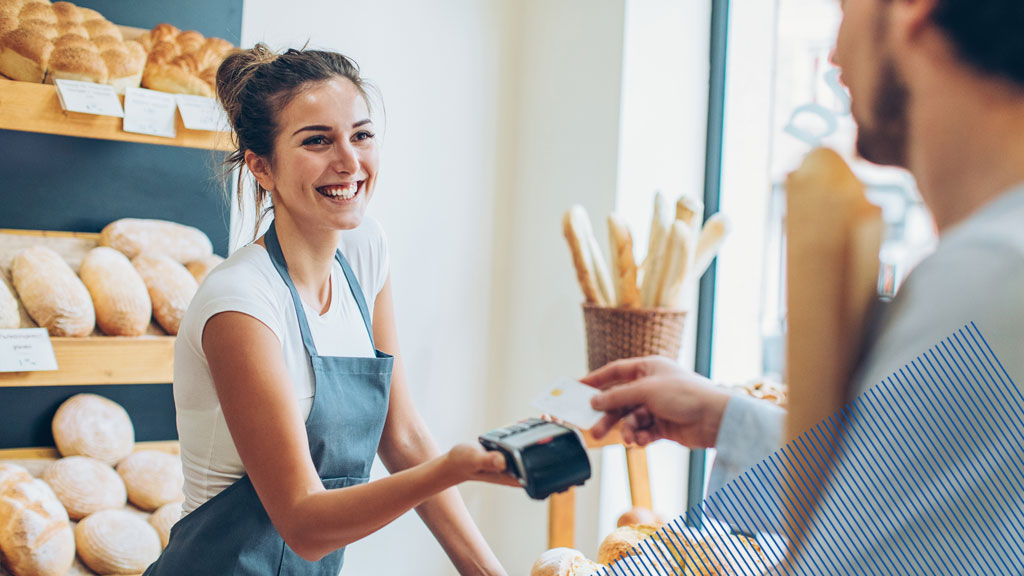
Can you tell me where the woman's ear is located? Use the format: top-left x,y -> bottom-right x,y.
244,149 -> 275,192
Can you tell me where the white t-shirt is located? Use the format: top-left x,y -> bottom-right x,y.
174,218 -> 389,514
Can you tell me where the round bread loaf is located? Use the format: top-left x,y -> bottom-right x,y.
0,463 -> 76,576
184,253 -> 224,284
52,393 -> 135,465
75,509 -> 162,575
0,273 -> 20,329
80,246 -> 152,336
116,450 -> 183,511
529,548 -> 603,576
148,500 -> 182,548
11,245 -> 95,337
131,253 -> 198,336
597,524 -> 663,565
100,218 -> 213,263
41,456 -> 127,520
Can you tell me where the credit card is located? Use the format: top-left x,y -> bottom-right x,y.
530,378 -> 604,430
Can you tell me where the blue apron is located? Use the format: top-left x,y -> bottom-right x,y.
145,221 -> 393,575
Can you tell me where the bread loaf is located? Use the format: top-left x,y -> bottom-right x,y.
75,509 -> 162,576
693,212 -> 730,279
607,214 -> 640,308
101,218 -> 213,264
116,451 -> 183,511
185,253 -> 224,284
148,501 -> 182,549
562,206 -> 607,306
529,548 -> 603,576
655,222 -> 694,309
138,23 -> 235,97
52,393 -> 135,465
41,456 -> 127,520
11,246 -> 95,337
639,192 -> 671,307
79,247 -> 152,337
0,463 -> 76,576
132,253 -> 198,335
0,273 -> 19,329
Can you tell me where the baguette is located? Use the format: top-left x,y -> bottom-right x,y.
0,463 -> 76,576
562,207 -> 606,306
132,253 -> 199,335
693,213 -> 731,278
586,225 -> 615,306
675,195 -> 704,231
607,214 -> 640,308
639,192 -> 671,307
101,218 -> 213,264
0,273 -> 19,329
655,222 -> 694,308
11,246 -> 95,337
80,246 -> 152,336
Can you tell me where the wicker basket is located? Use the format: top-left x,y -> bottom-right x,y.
582,303 -> 688,371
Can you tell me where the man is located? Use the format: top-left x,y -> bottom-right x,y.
587,0 -> 1024,571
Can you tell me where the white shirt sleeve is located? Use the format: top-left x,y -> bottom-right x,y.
709,394 -> 786,493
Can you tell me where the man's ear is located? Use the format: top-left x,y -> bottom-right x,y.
244,149 -> 275,192
893,0 -> 940,42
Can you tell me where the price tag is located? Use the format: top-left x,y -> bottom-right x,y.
54,79 -> 124,117
123,87 -> 177,138
0,328 -> 58,373
175,94 -> 229,132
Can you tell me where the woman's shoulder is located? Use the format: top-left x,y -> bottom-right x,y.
197,244 -> 283,301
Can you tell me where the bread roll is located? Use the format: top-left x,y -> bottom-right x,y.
101,218 -> 214,264
529,548 -> 603,576
0,27 -> 52,83
132,253 -> 198,335
562,206 -> 607,306
0,273 -> 19,329
11,246 -> 95,337
598,524 -> 661,565
116,451 -> 183,511
41,456 -> 127,520
639,192 -> 671,307
79,247 -> 151,337
185,253 -> 224,284
46,43 -> 108,84
75,509 -> 162,575
607,214 -> 640,308
0,464 -> 76,576
52,393 -> 135,465
148,501 -> 182,548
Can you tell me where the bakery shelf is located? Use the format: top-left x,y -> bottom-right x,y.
0,440 -> 179,460
0,335 -> 174,387
0,77 -> 232,151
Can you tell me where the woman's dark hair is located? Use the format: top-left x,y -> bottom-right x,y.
932,0 -> 1024,86
216,43 -> 376,234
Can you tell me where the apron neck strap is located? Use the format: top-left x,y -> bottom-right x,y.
263,221 -> 377,358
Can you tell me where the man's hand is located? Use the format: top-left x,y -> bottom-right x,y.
584,356 -> 730,449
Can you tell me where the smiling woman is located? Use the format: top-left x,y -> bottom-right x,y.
141,44 -> 518,576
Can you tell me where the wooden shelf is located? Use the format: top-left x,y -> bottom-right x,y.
0,335 -> 174,387
0,78 -> 232,151
0,440 -> 179,460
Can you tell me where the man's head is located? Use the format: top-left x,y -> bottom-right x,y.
832,0 -> 1024,167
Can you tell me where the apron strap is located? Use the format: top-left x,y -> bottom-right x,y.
264,221 -> 377,356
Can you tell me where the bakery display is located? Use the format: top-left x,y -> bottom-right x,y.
10,245 -> 94,337
131,252 -> 198,336
41,456 -> 127,520
74,509 -> 161,575
115,450 -> 183,511
100,218 -> 213,264
79,247 -> 151,337
0,463 -> 76,576
51,393 -> 135,466
137,22 -> 234,97
0,0 -> 146,93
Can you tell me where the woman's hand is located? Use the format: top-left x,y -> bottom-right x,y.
583,355 -> 731,449
443,444 -> 521,487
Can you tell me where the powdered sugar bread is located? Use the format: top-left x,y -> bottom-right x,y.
148,501 -> 182,548
51,394 -> 135,465
100,218 -> 213,264
10,246 -> 95,337
41,456 -> 127,520
80,247 -> 152,337
74,509 -> 162,575
116,451 -> 183,511
131,253 -> 198,335
0,463 -> 76,576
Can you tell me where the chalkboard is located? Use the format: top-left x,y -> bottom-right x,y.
0,0 -> 244,449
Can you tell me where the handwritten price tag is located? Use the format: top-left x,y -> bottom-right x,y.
175,94 -> 229,131
54,79 -> 124,117
0,328 -> 58,373
123,87 -> 177,138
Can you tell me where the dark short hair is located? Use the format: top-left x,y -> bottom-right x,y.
933,0 -> 1024,86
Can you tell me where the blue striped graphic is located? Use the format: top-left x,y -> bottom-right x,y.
597,323 -> 1023,575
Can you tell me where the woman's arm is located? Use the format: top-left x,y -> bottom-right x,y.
372,277 -> 508,576
202,311 -> 511,563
